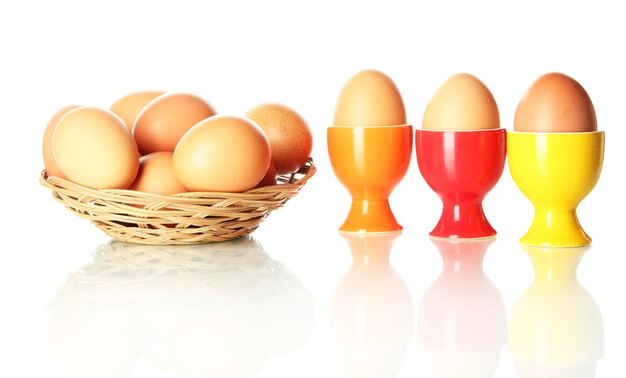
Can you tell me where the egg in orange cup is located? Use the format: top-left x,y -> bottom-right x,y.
327,70 -> 413,233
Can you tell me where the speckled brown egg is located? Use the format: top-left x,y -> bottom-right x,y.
246,103 -> 312,175
333,70 -> 407,126
423,73 -> 500,130
514,73 -> 597,132
255,160 -> 277,188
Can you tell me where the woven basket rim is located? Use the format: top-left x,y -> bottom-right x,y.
40,159 -> 316,244
40,159 -> 316,200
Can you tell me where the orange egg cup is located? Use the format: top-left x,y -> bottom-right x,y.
327,125 -> 413,233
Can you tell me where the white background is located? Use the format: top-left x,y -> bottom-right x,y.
1,0 -> 624,377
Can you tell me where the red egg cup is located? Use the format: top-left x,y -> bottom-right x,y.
415,129 -> 506,239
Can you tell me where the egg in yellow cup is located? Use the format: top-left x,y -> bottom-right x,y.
508,73 -> 604,247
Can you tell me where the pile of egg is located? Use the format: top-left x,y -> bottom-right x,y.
42,92 -> 313,194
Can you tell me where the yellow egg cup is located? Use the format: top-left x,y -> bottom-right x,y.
507,131 -> 604,247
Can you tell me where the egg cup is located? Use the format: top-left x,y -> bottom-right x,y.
508,131 -> 604,247
415,129 -> 506,239
328,125 -> 413,233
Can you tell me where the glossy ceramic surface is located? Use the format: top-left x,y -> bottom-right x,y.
330,233 -> 413,377
509,245 -> 604,376
507,131 -> 605,247
327,125 -> 413,233
415,129 -> 506,238
418,237 -> 507,377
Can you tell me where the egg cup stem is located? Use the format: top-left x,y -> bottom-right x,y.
521,208 -> 590,247
431,202 -> 495,239
340,199 -> 402,234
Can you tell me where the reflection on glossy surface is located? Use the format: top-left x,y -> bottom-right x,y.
48,237 -> 314,378
509,245 -> 604,378
330,233 -> 414,377
417,237 -> 507,377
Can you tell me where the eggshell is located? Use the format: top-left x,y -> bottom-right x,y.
423,73 -> 500,130
53,107 -> 139,189
110,90 -> 165,130
129,151 -> 186,195
256,160 -> 277,188
514,73 -> 597,132
173,115 -> 271,192
246,103 -> 312,174
133,93 -> 216,155
334,70 -> 406,126
42,104 -> 80,178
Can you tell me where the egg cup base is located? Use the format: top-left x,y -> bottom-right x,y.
339,199 -> 402,234
520,210 -> 591,248
429,203 -> 496,239
429,234 -> 497,243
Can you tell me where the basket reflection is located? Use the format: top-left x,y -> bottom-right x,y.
48,237 -> 314,377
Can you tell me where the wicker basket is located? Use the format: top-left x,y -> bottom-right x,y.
40,159 -> 316,245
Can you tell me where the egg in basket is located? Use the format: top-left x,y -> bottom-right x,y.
40,92 -> 315,244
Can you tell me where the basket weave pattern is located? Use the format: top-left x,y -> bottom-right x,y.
40,160 -> 316,244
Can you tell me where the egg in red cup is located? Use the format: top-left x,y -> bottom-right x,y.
415,74 -> 506,239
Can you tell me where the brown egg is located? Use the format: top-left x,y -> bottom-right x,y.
334,70 -> 406,126
133,93 -> 216,155
514,73 -> 597,132
246,103 -> 312,175
129,151 -> 186,195
53,107 -> 139,189
173,115 -> 271,192
423,73 -> 500,130
42,104 -> 80,178
255,160 -> 277,188
109,90 -> 165,130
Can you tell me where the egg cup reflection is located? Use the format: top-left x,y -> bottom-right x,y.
509,245 -> 604,377
48,237 -> 314,378
330,233 -> 414,377
508,131 -> 605,247
417,237 -> 507,378
415,129 -> 506,238
327,125 -> 413,233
